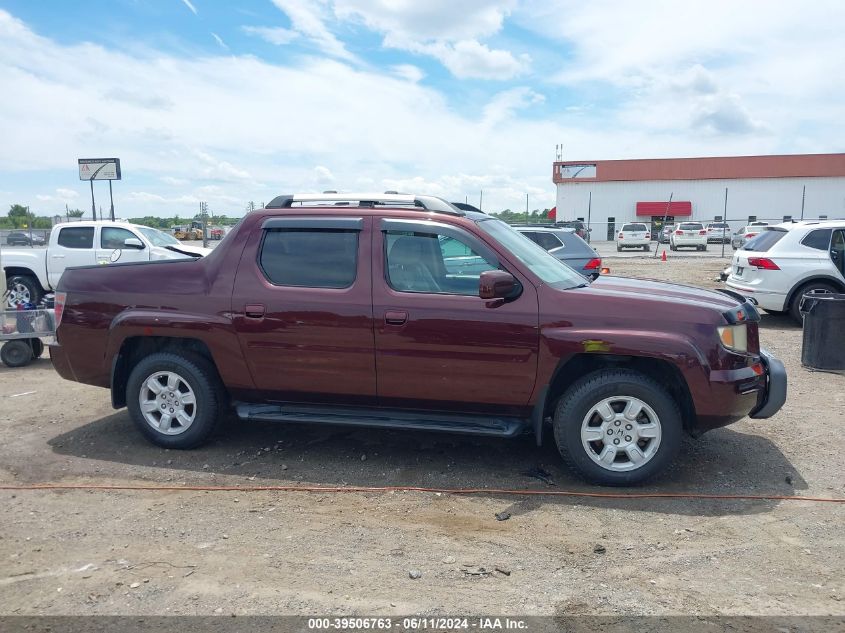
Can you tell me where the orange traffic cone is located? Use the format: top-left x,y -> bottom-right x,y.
661,250 -> 667,262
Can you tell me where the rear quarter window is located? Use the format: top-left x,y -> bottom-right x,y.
800,228 -> 833,251
743,229 -> 787,252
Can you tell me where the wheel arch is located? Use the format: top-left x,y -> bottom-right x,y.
4,267 -> 47,292
111,336 -> 222,409
538,353 -> 696,440
785,275 -> 845,310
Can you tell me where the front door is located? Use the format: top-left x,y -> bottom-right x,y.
231,216 -> 377,404
831,229 -> 845,279
96,226 -> 150,266
48,225 -> 98,288
372,218 -> 539,414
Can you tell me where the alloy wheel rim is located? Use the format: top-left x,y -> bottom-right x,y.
7,283 -> 31,307
139,371 -> 197,435
580,396 -> 662,472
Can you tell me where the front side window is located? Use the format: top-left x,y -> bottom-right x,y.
57,227 -> 94,249
259,229 -> 358,288
385,230 -> 497,295
101,227 -> 137,249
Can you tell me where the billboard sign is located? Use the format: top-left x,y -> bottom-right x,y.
78,158 -> 121,181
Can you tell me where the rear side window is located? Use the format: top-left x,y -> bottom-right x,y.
529,232 -> 564,251
57,227 -> 94,249
743,229 -> 787,252
259,229 -> 358,288
801,228 -> 832,251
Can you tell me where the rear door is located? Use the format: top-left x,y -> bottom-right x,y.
231,216 -> 377,404
372,218 -> 539,413
831,229 -> 845,280
48,225 -> 97,287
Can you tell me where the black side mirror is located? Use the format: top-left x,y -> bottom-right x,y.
479,270 -> 516,300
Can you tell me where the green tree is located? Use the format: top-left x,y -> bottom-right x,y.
67,209 -> 85,218
8,204 -> 29,229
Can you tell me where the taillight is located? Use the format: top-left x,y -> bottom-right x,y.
699,230 -> 707,235
675,230 -> 683,235
645,233 -> 651,239
747,257 -> 780,270
746,232 -> 757,239
54,292 -> 66,327
584,258 -> 601,270
618,232 -> 624,239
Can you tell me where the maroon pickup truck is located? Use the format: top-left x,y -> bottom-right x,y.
50,193 -> 786,485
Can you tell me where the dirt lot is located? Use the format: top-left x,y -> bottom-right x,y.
1,258 -> 843,616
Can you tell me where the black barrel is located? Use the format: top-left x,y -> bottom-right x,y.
800,291 -> 845,370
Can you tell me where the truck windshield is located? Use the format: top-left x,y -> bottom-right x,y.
477,219 -> 587,288
137,227 -> 181,247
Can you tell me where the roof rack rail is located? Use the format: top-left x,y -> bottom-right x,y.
264,192 -> 465,216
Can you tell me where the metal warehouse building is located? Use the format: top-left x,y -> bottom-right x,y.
552,153 -> 845,240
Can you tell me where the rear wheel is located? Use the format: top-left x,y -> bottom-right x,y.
126,352 -> 222,449
789,282 -> 837,325
553,369 -> 682,486
6,275 -> 42,308
1,340 -> 33,368
643,245 -> 650,252
616,245 -> 622,252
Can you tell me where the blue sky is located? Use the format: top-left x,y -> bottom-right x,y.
0,0 -> 843,218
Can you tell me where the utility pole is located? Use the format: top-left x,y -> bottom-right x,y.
525,193 -> 529,223
654,193 -> 674,258
27,206 -> 33,247
800,185 -> 806,220
479,190 -> 483,212
586,191 -> 592,242
200,202 -> 208,248
721,187 -> 728,259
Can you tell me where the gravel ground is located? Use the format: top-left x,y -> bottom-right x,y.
0,258 -> 843,616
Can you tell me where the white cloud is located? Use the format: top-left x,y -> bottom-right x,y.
334,0 -> 527,79
482,87 -> 544,126
270,0 -> 357,62
391,64 -> 424,83
35,188 -> 80,203
210,32 -> 228,50
314,165 -> 335,187
179,0 -> 197,16
241,25 -> 299,46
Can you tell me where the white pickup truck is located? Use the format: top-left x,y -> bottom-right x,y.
1,221 -> 210,307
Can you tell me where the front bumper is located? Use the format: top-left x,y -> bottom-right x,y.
749,349 -> 787,419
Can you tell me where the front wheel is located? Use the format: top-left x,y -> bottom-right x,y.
126,352 -> 222,449
6,275 -> 42,308
553,369 -> 682,486
789,282 -> 837,325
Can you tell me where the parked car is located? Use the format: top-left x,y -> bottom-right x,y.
670,222 -> 708,251
2,221 -> 211,307
556,220 -> 590,242
726,221 -> 845,323
731,224 -> 767,250
616,223 -> 651,251
705,222 -> 731,244
658,224 -> 675,244
516,226 -> 603,280
50,192 -> 785,486
6,231 -> 46,246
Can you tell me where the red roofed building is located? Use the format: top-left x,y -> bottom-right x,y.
552,153 -> 845,240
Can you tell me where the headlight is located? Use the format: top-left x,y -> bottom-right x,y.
717,324 -> 748,352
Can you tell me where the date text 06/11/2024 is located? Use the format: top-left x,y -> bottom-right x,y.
306,617 -> 529,630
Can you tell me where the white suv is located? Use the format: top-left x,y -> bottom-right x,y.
726,221 -> 845,323
616,223 -> 651,251
669,222 -> 708,251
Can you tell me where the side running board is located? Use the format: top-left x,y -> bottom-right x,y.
235,403 -> 530,438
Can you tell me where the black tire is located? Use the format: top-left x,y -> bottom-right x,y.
552,369 -> 683,486
789,281 -> 837,325
1,340 -> 33,368
29,338 -> 44,358
6,275 -> 42,308
126,352 -> 222,449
